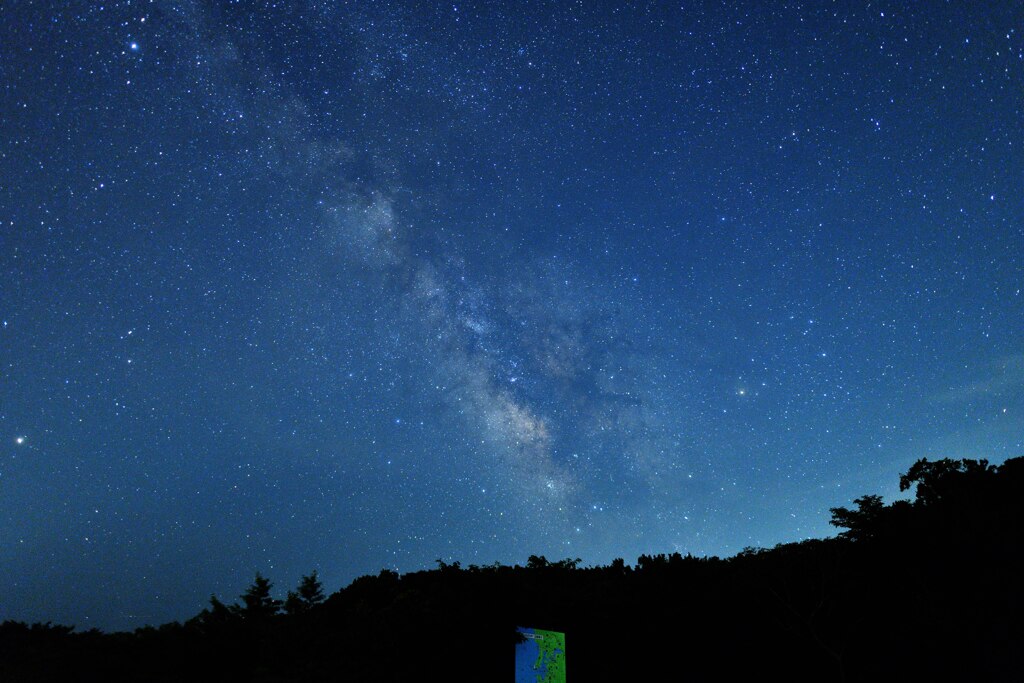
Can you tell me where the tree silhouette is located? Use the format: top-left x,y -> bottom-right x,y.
899,457 -> 995,506
829,494 -> 885,541
284,571 -> 324,615
526,554 -> 549,569
236,573 -> 281,620
553,557 -> 582,570
435,559 -> 462,573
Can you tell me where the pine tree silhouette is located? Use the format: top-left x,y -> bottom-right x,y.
284,570 -> 324,615
236,573 -> 281,620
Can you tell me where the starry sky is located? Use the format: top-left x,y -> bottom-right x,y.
2,1 -> 1022,631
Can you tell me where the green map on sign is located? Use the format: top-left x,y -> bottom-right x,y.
515,627 -> 566,683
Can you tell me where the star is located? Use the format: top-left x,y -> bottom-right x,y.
15,436 -> 25,445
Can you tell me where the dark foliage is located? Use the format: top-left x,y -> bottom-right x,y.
236,573 -> 282,621
3,457 -> 1023,682
284,571 -> 325,616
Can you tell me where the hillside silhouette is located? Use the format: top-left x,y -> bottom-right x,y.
2,456 -> 1022,682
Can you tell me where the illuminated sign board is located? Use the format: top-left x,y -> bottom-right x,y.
515,627 -> 566,682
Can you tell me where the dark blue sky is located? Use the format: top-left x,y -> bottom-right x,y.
2,1 -> 1022,631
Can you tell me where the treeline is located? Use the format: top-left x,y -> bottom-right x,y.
2,457 -> 1022,682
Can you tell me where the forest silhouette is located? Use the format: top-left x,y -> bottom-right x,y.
2,456 -> 1022,681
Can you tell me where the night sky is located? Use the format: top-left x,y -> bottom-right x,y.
2,1 -> 1022,631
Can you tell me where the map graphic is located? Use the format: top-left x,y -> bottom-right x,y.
515,627 -> 566,683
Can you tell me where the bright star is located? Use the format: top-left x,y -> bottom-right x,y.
130,42 -> 139,51
15,436 -> 25,445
